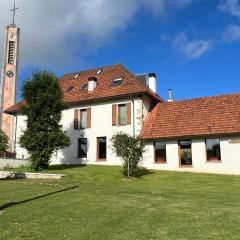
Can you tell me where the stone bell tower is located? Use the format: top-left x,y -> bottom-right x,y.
0,2 -> 20,151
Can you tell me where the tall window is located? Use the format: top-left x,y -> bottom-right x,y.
8,41 -> 15,65
118,104 -> 127,125
206,138 -> 221,161
80,109 -> 87,129
154,141 -> 166,163
78,138 -> 87,158
74,108 -> 91,130
179,140 -> 192,166
97,137 -> 107,160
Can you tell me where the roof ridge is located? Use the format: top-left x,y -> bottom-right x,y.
162,92 -> 240,104
59,63 -> 123,78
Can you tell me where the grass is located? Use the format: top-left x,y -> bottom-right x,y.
0,165 -> 240,240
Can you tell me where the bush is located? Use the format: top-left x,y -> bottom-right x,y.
0,130 -> 8,154
111,132 -> 145,178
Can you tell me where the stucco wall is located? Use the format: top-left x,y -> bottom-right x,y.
15,96 -> 147,166
143,136 -> 240,175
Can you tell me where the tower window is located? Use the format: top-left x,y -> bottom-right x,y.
8,41 -> 15,65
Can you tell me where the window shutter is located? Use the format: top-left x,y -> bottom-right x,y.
87,108 -> 91,128
112,104 -> 117,126
126,103 -> 131,125
74,109 -> 79,129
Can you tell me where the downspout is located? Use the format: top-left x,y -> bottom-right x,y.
131,95 -> 135,138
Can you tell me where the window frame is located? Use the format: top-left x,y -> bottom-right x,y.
205,138 -> 221,162
178,140 -> 193,167
154,141 -> 167,164
78,138 -> 87,158
118,104 -> 127,126
80,109 -> 87,129
110,77 -> 124,86
97,137 -> 107,161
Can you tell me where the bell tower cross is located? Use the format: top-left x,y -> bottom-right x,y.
0,1 -> 20,151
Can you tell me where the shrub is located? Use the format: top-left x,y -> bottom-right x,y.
111,132 -> 145,178
0,130 -> 8,154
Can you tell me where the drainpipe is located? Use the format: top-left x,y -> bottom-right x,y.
131,95 -> 135,138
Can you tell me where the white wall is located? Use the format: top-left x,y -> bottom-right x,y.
14,98 -> 240,175
15,96 -> 147,166
143,136 -> 240,175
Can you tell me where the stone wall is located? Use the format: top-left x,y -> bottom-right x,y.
0,158 -> 28,169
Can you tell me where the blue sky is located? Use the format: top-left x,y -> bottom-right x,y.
0,0 -> 240,101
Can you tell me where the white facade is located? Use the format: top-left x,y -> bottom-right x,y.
14,95 -> 240,175
15,95 -> 152,165
143,137 -> 240,175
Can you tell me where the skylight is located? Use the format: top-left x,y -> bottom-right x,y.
111,77 -> 124,86
80,84 -> 88,90
96,69 -> 103,75
73,73 -> 80,79
66,86 -> 74,93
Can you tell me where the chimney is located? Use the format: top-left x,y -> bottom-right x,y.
148,73 -> 157,93
88,77 -> 97,92
168,89 -> 173,102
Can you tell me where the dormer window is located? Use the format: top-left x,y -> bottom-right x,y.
96,69 -> 103,75
111,77 -> 124,86
66,86 -> 74,93
73,73 -> 80,79
80,84 -> 88,90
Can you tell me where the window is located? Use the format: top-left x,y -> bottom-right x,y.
118,104 -> 127,125
78,138 -> 87,158
80,109 -> 87,129
206,138 -> 221,161
112,103 -> 131,126
179,140 -> 192,166
154,142 -> 166,163
97,137 -> 107,160
8,41 -> 15,65
111,77 -> 124,86
73,73 -> 80,79
80,84 -> 88,90
96,69 -> 103,75
74,108 -> 91,130
66,86 -> 74,93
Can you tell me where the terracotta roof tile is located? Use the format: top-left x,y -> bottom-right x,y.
5,64 -> 161,114
141,93 -> 240,139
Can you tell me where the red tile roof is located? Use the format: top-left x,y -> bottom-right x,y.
5,64 -> 162,114
141,93 -> 240,139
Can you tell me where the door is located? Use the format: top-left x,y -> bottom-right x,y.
97,137 -> 107,161
179,140 -> 192,166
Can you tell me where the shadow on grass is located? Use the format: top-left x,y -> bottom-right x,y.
48,164 -> 87,171
135,167 -> 155,178
0,185 -> 79,211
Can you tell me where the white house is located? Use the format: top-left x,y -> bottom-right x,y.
5,64 -> 240,175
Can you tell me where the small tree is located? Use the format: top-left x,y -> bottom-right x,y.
20,71 -> 70,171
111,132 -> 145,178
0,130 -> 8,155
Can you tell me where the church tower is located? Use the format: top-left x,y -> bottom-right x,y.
0,2 -> 20,151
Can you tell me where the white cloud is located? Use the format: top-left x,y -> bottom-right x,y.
0,0 -> 192,70
218,0 -> 240,17
223,24 -> 240,42
173,33 -> 212,60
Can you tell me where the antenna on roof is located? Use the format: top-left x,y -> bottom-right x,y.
168,89 -> 173,102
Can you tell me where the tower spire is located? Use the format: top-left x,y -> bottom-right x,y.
9,1 -> 19,26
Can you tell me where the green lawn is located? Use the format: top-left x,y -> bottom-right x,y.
0,165 -> 240,240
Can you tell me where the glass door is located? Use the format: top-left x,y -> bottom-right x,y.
179,140 -> 192,166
